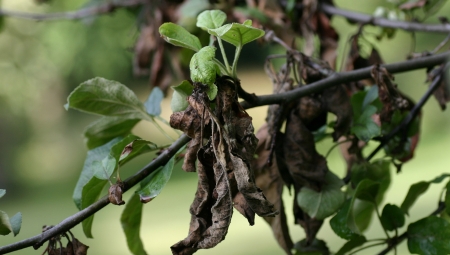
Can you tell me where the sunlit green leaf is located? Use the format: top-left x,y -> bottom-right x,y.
190,46 -> 218,86
171,80 -> 194,112
73,137 -> 121,210
208,22 -> 265,47
196,10 -> 227,30
335,235 -> 367,255
9,212 -> 22,236
137,157 -> 175,203
84,116 -> 140,150
144,87 -> 164,116
407,216 -> 450,255
159,22 -> 202,52
121,193 -> 147,255
93,155 -> 116,180
65,77 -> 152,121
297,171 -> 345,220
0,211 -> 11,235
380,204 -> 405,231
81,177 -> 108,238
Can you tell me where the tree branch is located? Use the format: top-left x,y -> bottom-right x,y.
0,0 -> 147,21
241,51 -> 450,109
0,134 -> 190,254
321,3 -> 450,33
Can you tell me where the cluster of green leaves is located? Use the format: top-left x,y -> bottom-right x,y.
66,77 -> 180,254
159,10 -> 265,112
0,190 -> 21,237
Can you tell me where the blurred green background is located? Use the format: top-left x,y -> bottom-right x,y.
1,0 -> 450,254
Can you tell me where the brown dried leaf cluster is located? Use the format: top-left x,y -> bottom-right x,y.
42,226 -> 89,255
170,79 -> 277,255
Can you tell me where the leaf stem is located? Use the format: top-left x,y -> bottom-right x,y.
325,139 -> 351,158
213,58 -> 229,76
232,45 -> 243,78
217,38 -> 231,73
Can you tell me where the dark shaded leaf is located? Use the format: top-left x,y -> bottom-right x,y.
137,157 -> 174,203
0,211 -> 12,235
335,235 -> 367,255
407,216 -> 450,255
351,105 -> 380,142
84,117 -> 140,150
121,193 -> 147,255
65,77 -> 152,121
81,177 -> 108,238
446,181 -> 450,215
293,238 -> 330,255
353,179 -> 380,203
144,87 -> 164,116
330,199 -> 359,240
380,204 -> 405,231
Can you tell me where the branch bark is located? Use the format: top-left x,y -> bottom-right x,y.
0,0 -> 147,21
321,3 -> 450,33
0,134 -> 190,254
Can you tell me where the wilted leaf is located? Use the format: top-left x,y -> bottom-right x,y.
144,87 -> 164,116
335,235 -> 367,255
380,204 -> 404,231
65,77 -> 152,121
322,85 -> 352,141
119,139 -> 157,164
196,10 -> 227,30
190,46 -> 218,86
109,181 -> 125,205
121,193 -> 147,255
208,22 -> 265,47
407,216 -> 450,255
84,117 -> 140,150
159,22 -> 202,52
137,157 -> 174,203
297,171 -> 345,220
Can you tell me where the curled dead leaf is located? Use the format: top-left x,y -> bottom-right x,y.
108,181 -> 125,205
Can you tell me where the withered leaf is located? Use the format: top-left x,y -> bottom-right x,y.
321,84 -> 352,141
71,238 -> 89,255
108,182 -> 125,205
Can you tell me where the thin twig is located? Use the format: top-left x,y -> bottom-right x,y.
320,3 -> 450,33
0,0 -> 147,21
0,134 -> 190,254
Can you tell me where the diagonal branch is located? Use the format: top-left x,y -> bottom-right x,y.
0,134 -> 190,254
321,3 -> 450,33
0,0 -> 147,21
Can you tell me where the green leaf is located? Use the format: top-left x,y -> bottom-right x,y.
445,181 -> 450,215
81,177 -> 108,238
330,199 -> 359,240
196,10 -> 227,30
401,174 -> 450,215
351,105 -> 380,142
362,85 -> 379,109
119,139 -> 158,164
9,212 -> 22,236
93,155 -> 116,180
66,77 -> 152,121
353,179 -> 380,203
294,238 -> 330,255
137,157 -> 175,203
313,125 -> 329,143
171,80 -> 194,112
73,138 -> 122,210
380,204 -> 405,231
208,22 -> 265,47
407,216 -> 450,255
0,189 -> 5,199
335,235 -> 367,255
297,171 -> 345,220
206,83 -> 218,101
121,193 -> 147,255
84,117 -> 140,150
0,211 -> 11,235
190,46 -> 218,86
159,22 -> 202,52
144,87 -> 164,116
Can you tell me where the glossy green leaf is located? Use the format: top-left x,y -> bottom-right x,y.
297,171 -> 345,220
0,211 -> 11,235
208,22 -> 265,47
119,139 -> 158,163
137,157 -> 175,203
380,204 -> 405,231
144,87 -> 164,116
171,80 -> 194,112
293,238 -> 329,255
335,235 -> 367,255
93,155 -> 116,180
9,212 -> 22,236
330,199 -> 359,240
196,10 -> 227,30
65,77 -> 152,121
401,173 -> 450,215
73,138 -> 121,210
121,193 -> 147,255
84,116 -> 140,150
159,22 -> 202,52
351,105 -> 380,142
190,46 -> 218,86
81,177 -> 108,238
407,216 -> 450,255
0,189 -> 5,199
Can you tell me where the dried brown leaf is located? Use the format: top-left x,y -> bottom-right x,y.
432,77 -> 450,110
108,182 -> 125,205
321,84 -> 352,141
